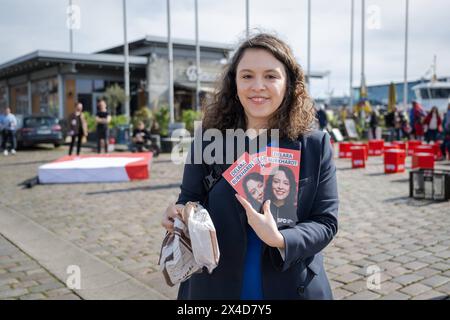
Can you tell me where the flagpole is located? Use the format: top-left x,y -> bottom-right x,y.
403,0 -> 409,110
349,0 -> 354,109
69,0 -> 73,53
167,0 -> 175,124
246,0 -> 250,38
361,0 -> 366,96
195,0 -> 201,112
307,0 -> 311,90
123,0 -> 130,119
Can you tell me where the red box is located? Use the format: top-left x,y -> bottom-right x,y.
392,141 -> 407,151
384,149 -> 406,174
351,142 -> 368,160
368,140 -> 384,156
339,142 -> 353,159
433,141 -> 443,159
414,145 -> 434,154
407,140 -> 422,156
384,143 -> 400,151
412,152 -> 435,169
351,146 -> 366,168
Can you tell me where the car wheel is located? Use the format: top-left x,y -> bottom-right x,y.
54,143 -> 61,148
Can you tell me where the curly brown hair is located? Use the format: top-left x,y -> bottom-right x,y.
202,33 -> 315,140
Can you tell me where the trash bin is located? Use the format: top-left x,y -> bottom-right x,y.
410,169 -> 450,201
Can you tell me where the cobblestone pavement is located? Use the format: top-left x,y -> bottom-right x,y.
0,144 -> 449,300
0,234 -> 81,300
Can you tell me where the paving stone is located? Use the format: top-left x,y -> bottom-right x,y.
400,283 -> 432,297
333,288 -> 353,300
345,291 -> 381,300
19,293 -> 46,300
378,292 -> 411,300
420,275 -> 449,288
392,274 -> 425,286
334,272 -> 363,284
411,290 -> 448,300
402,261 -> 428,271
0,288 -> 28,299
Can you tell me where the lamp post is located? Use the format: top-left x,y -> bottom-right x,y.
167,0 -> 175,124
122,0 -> 130,119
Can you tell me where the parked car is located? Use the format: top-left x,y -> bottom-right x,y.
16,115 -> 65,148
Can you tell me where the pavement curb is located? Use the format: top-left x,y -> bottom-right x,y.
0,204 -> 168,300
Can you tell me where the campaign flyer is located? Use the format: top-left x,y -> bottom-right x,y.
222,147 -> 301,228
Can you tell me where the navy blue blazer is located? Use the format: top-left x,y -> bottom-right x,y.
175,130 -> 339,300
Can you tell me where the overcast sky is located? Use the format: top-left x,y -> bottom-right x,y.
1,0 -> 449,98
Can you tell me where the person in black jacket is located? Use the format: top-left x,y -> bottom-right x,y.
161,33 -> 338,300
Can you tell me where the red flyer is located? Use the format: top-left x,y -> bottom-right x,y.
222,147 -> 301,228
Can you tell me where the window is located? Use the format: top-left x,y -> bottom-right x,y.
24,117 -> 57,128
31,78 -> 59,117
420,89 -> 430,99
430,88 -> 450,99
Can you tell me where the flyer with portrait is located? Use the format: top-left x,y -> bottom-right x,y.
222,147 -> 301,228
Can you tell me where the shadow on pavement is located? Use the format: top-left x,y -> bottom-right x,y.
85,183 -> 181,195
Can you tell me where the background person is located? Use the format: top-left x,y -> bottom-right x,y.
423,106 -> 442,143
131,121 -> 151,152
2,107 -> 17,156
68,102 -> 88,156
95,99 -> 111,154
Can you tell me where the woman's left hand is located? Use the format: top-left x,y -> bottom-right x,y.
235,194 -> 285,249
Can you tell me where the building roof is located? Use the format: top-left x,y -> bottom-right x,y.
97,35 -> 234,55
0,50 -> 147,79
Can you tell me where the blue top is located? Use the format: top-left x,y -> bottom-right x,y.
240,225 -> 263,300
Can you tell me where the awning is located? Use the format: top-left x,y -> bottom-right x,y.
174,82 -> 216,93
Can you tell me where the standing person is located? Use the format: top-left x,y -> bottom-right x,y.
369,110 -> 379,140
316,104 -> 328,131
161,34 -> 338,300
423,106 -> 442,143
412,101 -> 426,141
68,102 -> 88,156
2,107 -> 17,156
95,99 -> 111,154
441,103 -> 450,160
384,107 -> 396,142
0,108 -> 5,149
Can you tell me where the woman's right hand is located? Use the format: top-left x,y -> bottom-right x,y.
161,204 -> 184,233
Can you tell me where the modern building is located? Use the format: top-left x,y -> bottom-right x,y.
0,35 -> 327,121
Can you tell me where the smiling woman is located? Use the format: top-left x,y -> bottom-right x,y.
202,33 -> 315,140
162,33 -> 339,300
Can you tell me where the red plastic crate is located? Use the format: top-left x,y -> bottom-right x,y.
351,146 -> 366,168
384,149 -> 406,174
412,152 -> 435,169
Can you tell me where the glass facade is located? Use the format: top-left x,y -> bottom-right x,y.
31,77 -> 59,117
75,79 -> 138,116
11,84 -> 29,115
0,85 -> 7,110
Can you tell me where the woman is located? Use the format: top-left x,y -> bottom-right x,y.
423,106 -> 442,143
68,102 -> 88,156
412,101 -> 426,141
95,99 -> 111,154
264,166 -> 298,229
243,172 -> 265,212
161,33 -> 338,300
